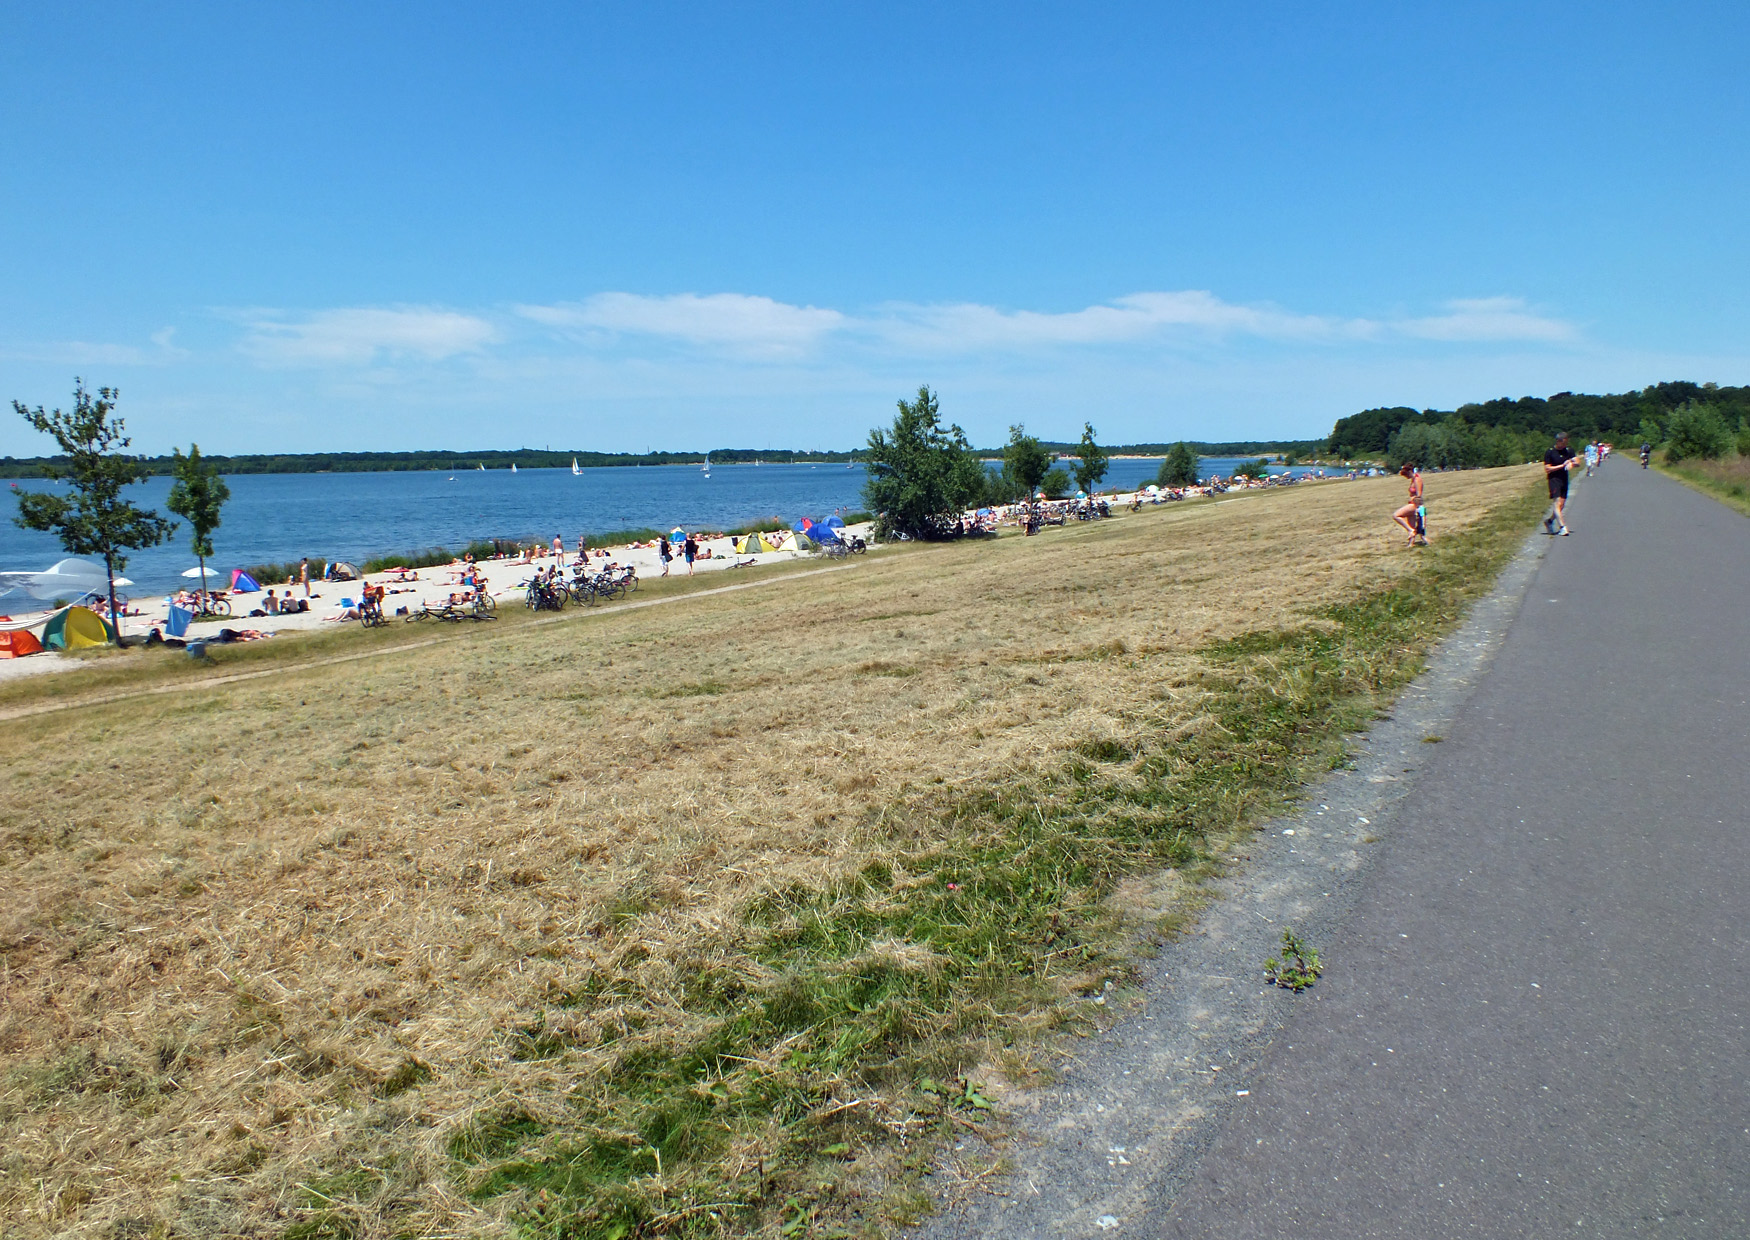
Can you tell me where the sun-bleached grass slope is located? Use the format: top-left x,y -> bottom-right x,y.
0,468 -> 1537,1238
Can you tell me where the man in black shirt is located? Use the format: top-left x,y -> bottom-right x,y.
1543,431 -> 1579,535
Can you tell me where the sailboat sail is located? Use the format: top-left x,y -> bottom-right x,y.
571,458 -> 580,475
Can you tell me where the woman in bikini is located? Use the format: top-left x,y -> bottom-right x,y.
1392,464 -> 1427,545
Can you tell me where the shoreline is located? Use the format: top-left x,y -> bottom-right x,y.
0,472 -> 1373,676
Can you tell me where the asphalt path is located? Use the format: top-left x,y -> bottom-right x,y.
1159,465 -> 1750,1237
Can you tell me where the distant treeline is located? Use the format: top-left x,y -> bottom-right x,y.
1034,439 -> 1326,458
0,439 -> 1326,479
1328,381 -> 1750,459
0,446 -> 857,478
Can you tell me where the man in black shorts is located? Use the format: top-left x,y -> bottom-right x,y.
1543,431 -> 1579,535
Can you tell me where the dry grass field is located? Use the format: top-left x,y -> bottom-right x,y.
0,468 -> 1540,1239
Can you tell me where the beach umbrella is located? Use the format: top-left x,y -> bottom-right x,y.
183,566 -> 225,580
1076,490 -> 1087,499
110,577 -> 134,588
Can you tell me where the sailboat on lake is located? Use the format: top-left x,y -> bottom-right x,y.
702,452 -> 711,479
571,458 -> 581,475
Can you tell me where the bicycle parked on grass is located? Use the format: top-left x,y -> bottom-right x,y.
406,592 -> 496,623
523,576 -> 568,611
568,563 -> 638,605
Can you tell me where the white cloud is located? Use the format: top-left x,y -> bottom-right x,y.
518,292 -> 844,357
1395,297 -> 1578,343
871,290 -> 1364,351
3,328 -> 189,367
512,289 -> 1575,358
237,306 -> 497,366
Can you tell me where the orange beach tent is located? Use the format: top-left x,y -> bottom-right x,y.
0,628 -> 43,658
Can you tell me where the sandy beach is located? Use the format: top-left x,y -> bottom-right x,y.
0,472 -> 1359,675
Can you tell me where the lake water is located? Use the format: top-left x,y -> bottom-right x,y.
2,456 -> 1318,598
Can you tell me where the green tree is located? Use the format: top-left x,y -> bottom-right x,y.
1663,401 -> 1732,461
1040,466 -> 1072,499
862,386 -> 987,539
1072,421 -> 1110,494
1157,441 -> 1199,487
11,380 -> 176,639
1002,423 -> 1052,498
166,443 -> 231,601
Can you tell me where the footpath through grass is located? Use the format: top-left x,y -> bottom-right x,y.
0,469 -> 1540,1239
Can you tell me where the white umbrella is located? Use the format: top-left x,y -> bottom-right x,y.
183,566 -> 225,580
109,576 -> 134,588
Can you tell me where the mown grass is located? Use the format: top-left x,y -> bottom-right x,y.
0,468 -> 1540,1239
1661,453 -> 1750,517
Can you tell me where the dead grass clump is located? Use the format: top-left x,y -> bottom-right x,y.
0,467 -> 1542,1237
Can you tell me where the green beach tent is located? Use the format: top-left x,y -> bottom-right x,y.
42,606 -> 116,650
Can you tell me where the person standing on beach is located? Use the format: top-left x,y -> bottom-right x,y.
659,535 -> 672,576
552,534 -> 565,567
298,557 -> 311,597
1543,431 -> 1580,535
1392,464 -> 1426,545
683,535 -> 697,575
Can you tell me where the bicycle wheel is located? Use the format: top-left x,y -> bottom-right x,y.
476,591 -> 496,612
212,597 -> 232,617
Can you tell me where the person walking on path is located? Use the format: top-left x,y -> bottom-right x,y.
659,535 -> 672,576
683,535 -> 698,576
1543,431 -> 1580,535
1392,464 -> 1427,546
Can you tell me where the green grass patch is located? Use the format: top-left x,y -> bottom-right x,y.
1661,455 -> 1750,517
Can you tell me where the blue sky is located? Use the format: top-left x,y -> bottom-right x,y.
2,2 -> 1745,455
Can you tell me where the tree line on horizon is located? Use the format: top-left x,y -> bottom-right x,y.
0,438 -> 1330,479
1331,380 -> 1750,471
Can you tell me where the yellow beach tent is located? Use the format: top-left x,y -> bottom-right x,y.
42,606 -> 115,650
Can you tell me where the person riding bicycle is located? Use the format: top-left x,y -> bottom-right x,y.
1640,441 -> 1652,468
